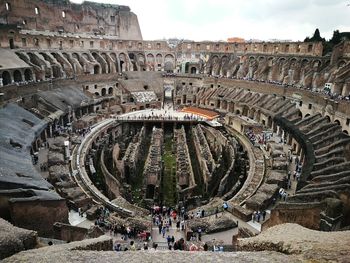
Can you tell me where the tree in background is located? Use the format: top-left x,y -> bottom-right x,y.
304,28 -> 325,42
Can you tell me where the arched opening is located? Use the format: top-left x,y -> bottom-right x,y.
108,87 -> 113,94
24,69 -> 33,81
9,38 -> 14,49
94,92 -> 100,96
334,120 -> 341,126
13,70 -> 22,82
184,62 -> 189,73
190,67 -> 197,74
298,111 -> 303,119
2,71 -> 12,85
343,130 -> 349,135
235,109 -> 240,115
325,115 -> 331,122
101,88 -> 106,96
120,61 -> 124,72
305,113 -> 311,118
52,66 -> 62,78
94,65 -> 100,74
164,61 -> 174,72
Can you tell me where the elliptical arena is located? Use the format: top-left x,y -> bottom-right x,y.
0,0 -> 350,261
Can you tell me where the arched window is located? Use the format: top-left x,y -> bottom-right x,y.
24,69 -> 33,81
2,71 -> 12,85
13,70 -> 23,82
101,88 -> 106,96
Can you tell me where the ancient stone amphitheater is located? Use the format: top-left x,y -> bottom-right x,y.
0,0 -> 350,262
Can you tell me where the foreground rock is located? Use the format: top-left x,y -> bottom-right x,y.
187,213 -> 237,233
4,246 -> 297,262
0,218 -> 38,259
239,223 -> 350,262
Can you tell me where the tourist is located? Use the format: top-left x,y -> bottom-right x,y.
129,241 -> 136,251
143,242 -> 148,250
197,227 -> 202,241
203,243 -> 209,251
215,206 -> 219,218
176,220 -> 180,231
252,211 -> 256,222
262,210 -> 267,221
161,226 -> 166,238
223,202 -> 228,211
113,241 -> 121,252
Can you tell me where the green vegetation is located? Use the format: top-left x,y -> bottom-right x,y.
304,28 -> 350,55
162,134 -> 177,206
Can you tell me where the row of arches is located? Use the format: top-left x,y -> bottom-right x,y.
1,69 -> 33,86
15,51 -> 177,82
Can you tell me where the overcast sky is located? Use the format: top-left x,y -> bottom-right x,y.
71,0 -> 350,41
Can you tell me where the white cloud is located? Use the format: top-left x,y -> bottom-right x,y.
70,0 -> 350,41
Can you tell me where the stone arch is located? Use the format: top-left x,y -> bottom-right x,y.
82,53 -> 92,62
278,57 -> 286,65
249,56 -> 256,61
301,58 -> 309,67
211,55 -> 220,75
119,53 -> 127,72
95,92 -> 100,96
190,66 -> 197,74
343,130 -> 349,135
164,61 -> 174,72
146,53 -> 155,71
94,65 -> 100,74
24,68 -> 33,81
164,54 -> 174,72
325,115 -> 331,122
108,87 -> 113,94
2,71 -> 12,85
334,119 -> 341,126
137,53 -> 146,71
13,70 -> 23,82
101,88 -> 106,96
290,57 -> 298,67
92,52 -> 107,73
305,113 -> 311,118
156,54 -> 163,70
312,59 -> 322,69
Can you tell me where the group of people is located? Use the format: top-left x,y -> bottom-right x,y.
252,210 -> 267,223
116,111 -> 205,122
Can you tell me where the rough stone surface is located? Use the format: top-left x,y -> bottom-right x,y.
187,213 -> 237,233
3,247 -> 298,262
0,218 -> 38,260
111,196 -> 149,217
239,223 -> 350,262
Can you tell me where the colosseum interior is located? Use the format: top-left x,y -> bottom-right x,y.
0,0 -> 350,262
